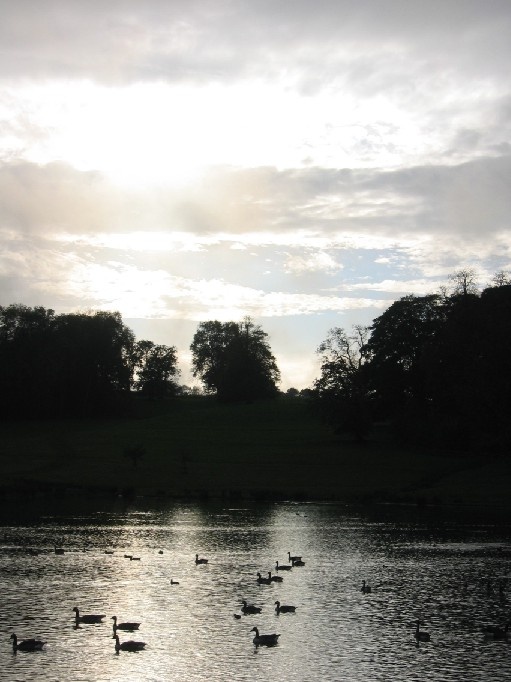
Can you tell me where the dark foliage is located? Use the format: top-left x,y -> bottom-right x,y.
0,305 -> 178,419
190,317 -> 280,402
314,274 -> 511,453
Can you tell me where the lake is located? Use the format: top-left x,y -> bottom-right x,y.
1,498 -> 510,681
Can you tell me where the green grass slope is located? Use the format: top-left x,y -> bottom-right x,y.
1,396 -> 509,506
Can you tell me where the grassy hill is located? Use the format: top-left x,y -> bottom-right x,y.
1,396 -> 509,507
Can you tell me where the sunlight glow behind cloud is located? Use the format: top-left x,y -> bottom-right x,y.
1,1 -> 510,388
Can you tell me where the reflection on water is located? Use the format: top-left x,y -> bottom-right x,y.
0,499 -> 510,681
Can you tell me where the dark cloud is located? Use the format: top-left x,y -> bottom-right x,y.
1,154 -> 510,240
1,1 -> 510,86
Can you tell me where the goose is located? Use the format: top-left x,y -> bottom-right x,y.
54,545 -> 65,555
73,607 -> 105,624
158,550 -> 164,554
414,620 -> 431,642
130,556 -> 141,561
234,614 -> 242,620
241,600 -> 262,614
268,571 -> 283,583
195,554 -> 208,565
104,550 -> 114,555
170,579 -> 180,585
111,616 -> 141,633
275,560 -> 293,571
275,600 -> 296,614
114,634 -> 146,653
256,572 -> 272,585
292,558 -> 305,567
288,552 -> 302,563
251,626 -> 280,647
10,634 -> 46,652
361,580 -> 372,593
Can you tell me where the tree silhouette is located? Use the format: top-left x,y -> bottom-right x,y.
190,317 -> 280,402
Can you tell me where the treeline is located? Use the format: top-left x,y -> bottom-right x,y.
0,306 -> 179,418
313,270 -> 511,453
0,307 -> 280,419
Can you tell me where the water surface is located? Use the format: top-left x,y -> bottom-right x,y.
1,499 -> 510,681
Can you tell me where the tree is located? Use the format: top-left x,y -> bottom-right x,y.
364,294 -> 447,418
51,311 -> 135,416
313,325 -> 372,440
190,317 -> 280,402
0,304 -> 56,417
133,340 -> 179,398
448,268 -> 479,298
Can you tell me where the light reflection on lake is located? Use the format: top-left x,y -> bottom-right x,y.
0,499 -> 510,681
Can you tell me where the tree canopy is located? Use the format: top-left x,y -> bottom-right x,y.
190,317 -> 280,402
0,305 -> 179,418
313,271 -> 511,452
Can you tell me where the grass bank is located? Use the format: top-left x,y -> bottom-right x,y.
1,396 -> 509,507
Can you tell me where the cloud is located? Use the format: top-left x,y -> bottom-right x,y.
1,1 -> 510,88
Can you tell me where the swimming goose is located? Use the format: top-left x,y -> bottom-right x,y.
256,572 -> 272,585
170,578 -> 180,585
275,560 -> 293,571
111,616 -> 141,633
54,545 -> 65,555
414,620 -> 431,642
114,634 -> 146,652
73,607 -> 105,624
288,552 -> 302,563
195,554 -> 208,564
130,556 -> 141,561
361,580 -> 372,593
275,600 -> 296,614
251,626 -> 280,646
10,634 -> 46,652
268,571 -> 283,583
241,600 -> 262,614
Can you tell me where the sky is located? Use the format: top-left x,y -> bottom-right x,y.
1,1 -> 511,390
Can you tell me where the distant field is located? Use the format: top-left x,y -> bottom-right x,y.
1,396 -> 509,507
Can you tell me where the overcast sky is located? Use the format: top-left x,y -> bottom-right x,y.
1,1 -> 510,389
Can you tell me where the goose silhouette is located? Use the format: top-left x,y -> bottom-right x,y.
361,580 -> 372,593
275,560 -> 293,571
241,600 -> 262,614
414,620 -> 430,642
111,616 -> 141,633
10,634 -> 46,652
288,552 -> 302,563
275,600 -> 296,614
256,572 -> 272,585
268,571 -> 283,583
73,607 -> 105,624
114,634 -> 146,652
251,626 -> 280,646
195,554 -> 208,564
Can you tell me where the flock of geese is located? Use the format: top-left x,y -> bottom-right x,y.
8,549 -> 306,654
11,545 -> 511,656
10,610 -> 146,654
232,551 -> 305,646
